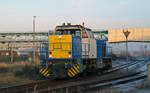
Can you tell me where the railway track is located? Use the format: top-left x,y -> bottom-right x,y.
36,71 -> 146,93
101,60 -> 142,74
86,71 -> 147,91
0,61 -> 146,93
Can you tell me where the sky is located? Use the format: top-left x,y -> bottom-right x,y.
0,0 -> 150,32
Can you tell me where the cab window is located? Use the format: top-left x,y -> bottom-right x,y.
87,31 -> 94,38
75,31 -> 81,37
55,30 -> 81,37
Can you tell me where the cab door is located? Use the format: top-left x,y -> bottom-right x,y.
81,31 -> 97,58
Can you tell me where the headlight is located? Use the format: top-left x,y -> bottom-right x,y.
68,51 -> 71,58
49,55 -> 52,57
49,51 -> 52,57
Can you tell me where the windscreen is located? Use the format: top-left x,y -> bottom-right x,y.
55,30 -> 81,37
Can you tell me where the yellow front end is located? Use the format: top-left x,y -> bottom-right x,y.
49,35 -> 72,58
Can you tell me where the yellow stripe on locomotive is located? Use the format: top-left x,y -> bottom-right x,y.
39,67 -> 51,77
67,64 -> 80,78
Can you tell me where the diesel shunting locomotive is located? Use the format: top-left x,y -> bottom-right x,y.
39,23 -> 112,78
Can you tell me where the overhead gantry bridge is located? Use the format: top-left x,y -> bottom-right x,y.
0,31 -> 49,49
0,32 -> 49,43
0,30 -> 108,43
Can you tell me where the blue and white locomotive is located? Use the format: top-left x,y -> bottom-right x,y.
39,23 -> 112,78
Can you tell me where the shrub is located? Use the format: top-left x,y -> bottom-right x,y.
0,67 -> 10,73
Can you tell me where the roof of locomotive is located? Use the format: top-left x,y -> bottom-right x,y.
55,24 -> 91,31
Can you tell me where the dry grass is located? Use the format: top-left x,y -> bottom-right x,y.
0,62 -> 31,73
0,61 -> 30,67
0,62 -> 40,86
0,72 -> 32,85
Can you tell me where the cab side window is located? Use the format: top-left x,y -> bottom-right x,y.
75,31 -> 81,37
88,31 -> 94,38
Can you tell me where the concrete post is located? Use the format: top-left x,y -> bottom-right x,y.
66,88 -> 68,93
123,29 -> 130,71
10,44 -> 13,63
77,86 -> 81,93
147,64 -> 150,85
26,88 -> 29,93
34,85 -> 37,93
126,38 -> 128,71
144,46 -> 147,62
33,16 -> 36,63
